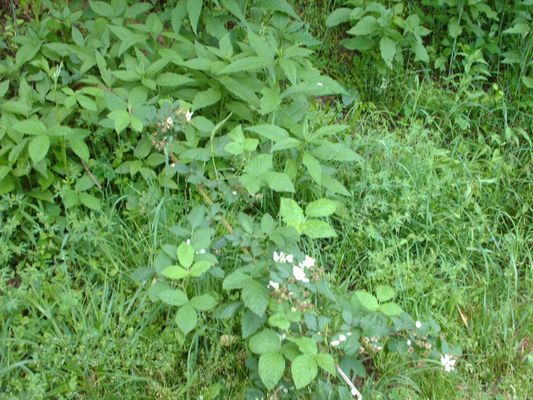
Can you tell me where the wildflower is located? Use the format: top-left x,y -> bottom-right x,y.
170,162 -> 176,168
440,354 -> 456,372
347,332 -> 352,336
166,116 -> 173,127
415,320 -> 422,329
186,239 -> 191,245
273,251 -> 284,263
407,340 -> 412,346
196,249 -> 206,255
317,82 -> 323,87
300,255 -> 315,269
268,280 -> 279,290
286,254 -> 294,263
331,339 -> 340,347
292,265 -> 309,283
339,334 -> 347,342
185,110 -> 193,123
232,191 -> 237,196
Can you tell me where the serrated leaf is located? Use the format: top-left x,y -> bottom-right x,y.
315,353 -> 336,375
192,88 -> 221,110
79,193 -> 101,211
241,310 -> 265,338
263,171 -> 295,192
305,199 -> 336,217
291,354 -> 317,389
379,302 -> 404,317
303,152 -> 322,184
259,87 -> 281,115
189,260 -> 213,277
380,36 -> 396,68
158,289 -> 188,306
246,124 -> 289,142
302,219 -> 337,239
162,265 -> 189,280
156,73 -> 194,87
29,135 -> 50,163
89,0 -> 114,17
187,0 -> 203,35
347,16 -> 378,35
223,271 -> 251,290
279,198 -> 305,228
177,242 -> 194,268
69,139 -> 90,161
249,329 -> 281,354
13,120 -> 47,136
242,280 -> 270,316
190,294 -> 218,310
217,56 -> 271,75
176,304 -> 197,334
355,291 -> 379,311
259,352 -> 285,390
326,8 -> 352,27
312,143 -> 360,162
376,285 -> 395,302
292,337 -> 317,355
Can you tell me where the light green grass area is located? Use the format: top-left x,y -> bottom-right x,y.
1,1 -> 532,399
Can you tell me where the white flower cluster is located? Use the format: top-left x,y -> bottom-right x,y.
331,332 -> 352,347
272,252 -> 316,284
273,251 -> 294,264
440,354 -> 457,372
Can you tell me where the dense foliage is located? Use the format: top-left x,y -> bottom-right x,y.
1,0 -> 531,399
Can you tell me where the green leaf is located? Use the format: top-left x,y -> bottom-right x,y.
522,76 -> 533,89
0,80 -> 9,98
13,120 -> 47,136
192,88 -> 221,110
1,101 -> 31,116
244,154 -> 273,176
312,143 -> 360,162
263,171 -> 295,192
503,22 -> 529,35
108,110 -> 130,134
217,76 -> 260,106
28,135 -> 50,163
158,289 -> 188,306
89,0 -> 115,17
79,193 -> 102,211
291,354 -> 318,389
176,304 -> 197,334
320,174 -> 351,196
305,199 -> 336,217
249,329 -> 281,354
316,353 -> 336,375
379,302 -> 404,317
242,280 -> 270,316
248,30 -> 274,61
379,36 -> 396,68
187,0 -> 203,35
279,198 -> 305,229
156,73 -> 194,87
245,124 -> 289,142
302,219 -> 337,239
189,260 -> 213,277
223,271 -> 251,290
241,310 -> 265,338
259,352 -> 285,390
292,337 -> 317,355
326,8 -> 352,27
162,265 -> 189,280
355,291 -> 379,311
177,242 -> 195,268
69,139 -> 90,161
448,18 -> 462,38
376,285 -> 395,302
259,87 -> 281,115
302,152 -> 322,184
190,294 -> 218,311
217,56 -> 271,75
347,16 -> 378,36
77,95 -> 97,112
